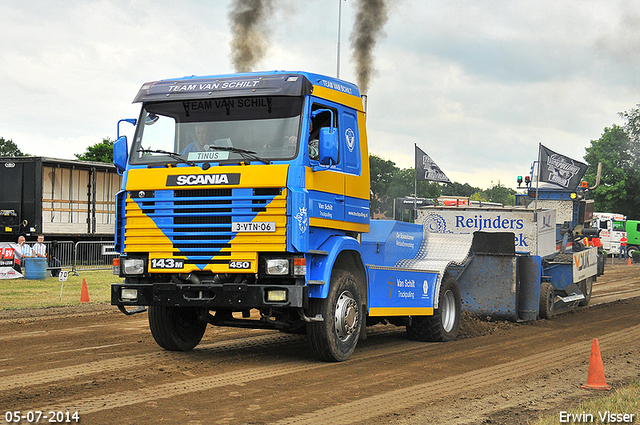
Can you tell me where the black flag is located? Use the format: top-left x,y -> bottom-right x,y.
415,145 -> 452,185
538,144 -> 587,190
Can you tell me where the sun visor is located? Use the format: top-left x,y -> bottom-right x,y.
133,74 -> 313,103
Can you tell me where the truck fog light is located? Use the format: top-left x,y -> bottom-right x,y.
266,259 -> 289,275
267,289 -> 287,302
121,288 -> 138,301
122,259 -> 145,275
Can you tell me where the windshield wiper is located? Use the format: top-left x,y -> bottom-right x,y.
137,149 -> 196,166
207,146 -> 271,165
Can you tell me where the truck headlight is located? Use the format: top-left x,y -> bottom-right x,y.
266,259 -> 289,275
122,258 -> 145,275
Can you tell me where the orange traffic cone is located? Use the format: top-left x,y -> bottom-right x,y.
80,278 -> 90,303
581,338 -> 611,390
628,256 -> 632,266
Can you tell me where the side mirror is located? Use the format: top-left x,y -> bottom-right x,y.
113,136 -> 128,175
318,127 -> 339,166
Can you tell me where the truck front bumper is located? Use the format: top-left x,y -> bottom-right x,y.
111,282 -> 308,309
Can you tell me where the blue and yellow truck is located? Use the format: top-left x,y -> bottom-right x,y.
111,71 -> 598,361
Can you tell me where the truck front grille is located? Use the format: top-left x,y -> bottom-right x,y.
124,187 -> 287,268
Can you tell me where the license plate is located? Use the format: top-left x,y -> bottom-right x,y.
232,222 -> 276,232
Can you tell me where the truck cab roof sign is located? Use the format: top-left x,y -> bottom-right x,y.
133,73 -> 313,103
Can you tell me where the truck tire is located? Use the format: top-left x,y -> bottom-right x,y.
307,270 -> 362,362
578,276 -> 594,307
539,282 -> 554,319
406,274 -> 461,342
148,306 -> 207,351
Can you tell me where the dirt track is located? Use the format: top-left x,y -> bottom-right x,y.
1,262 -> 639,425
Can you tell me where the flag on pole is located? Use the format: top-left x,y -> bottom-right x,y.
538,144 -> 587,189
415,145 -> 452,185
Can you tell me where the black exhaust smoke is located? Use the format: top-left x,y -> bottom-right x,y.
350,0 -> 389,93
229,0 -> 274,73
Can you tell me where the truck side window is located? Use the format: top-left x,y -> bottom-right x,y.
309,104 -> 338,162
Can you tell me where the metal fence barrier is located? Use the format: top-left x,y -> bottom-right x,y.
43,240 -> 115,275
74,241 -> 117,273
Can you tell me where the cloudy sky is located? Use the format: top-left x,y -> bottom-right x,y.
1,0 -> 639,190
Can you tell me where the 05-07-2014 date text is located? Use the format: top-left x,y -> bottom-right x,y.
4,411 -> 80,423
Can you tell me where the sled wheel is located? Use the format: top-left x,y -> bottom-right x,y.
307,270 -> 362,362
148,306 -> 207,351
539,282 -> 554,319
407,273 -> 461,342
578,276 -> 594,307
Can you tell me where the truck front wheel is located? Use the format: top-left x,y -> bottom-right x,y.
148,306 -> 207,351
406,274 -> 461,342
307,270 -> 362,362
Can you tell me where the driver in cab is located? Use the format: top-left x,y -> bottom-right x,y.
181,124 -> 210,154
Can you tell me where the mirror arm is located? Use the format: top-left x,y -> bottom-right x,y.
117,118 -> 137,139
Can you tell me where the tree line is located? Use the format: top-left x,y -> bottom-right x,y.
2,103 -> 640,219
369,154 -> 516,217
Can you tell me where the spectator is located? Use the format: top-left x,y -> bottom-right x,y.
48,240 -> 62,277
32,234 -> 47,258
21,236 -> 34,258
620,235 -> 628,259
13,235 -> 32,274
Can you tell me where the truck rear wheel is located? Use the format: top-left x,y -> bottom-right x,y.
307,270 -> 362,362
407,274 -> 461,342
148,306 -> 207,351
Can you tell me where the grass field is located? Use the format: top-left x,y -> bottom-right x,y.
0,269 -> 117,310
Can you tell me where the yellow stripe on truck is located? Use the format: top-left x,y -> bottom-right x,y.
125,164 -> 289,190
368,307 -> 435,317
311,85 -> 365,112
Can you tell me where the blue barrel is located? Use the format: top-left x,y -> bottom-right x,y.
24,258 -> 47,280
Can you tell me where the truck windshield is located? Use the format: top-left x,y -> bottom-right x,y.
130,96 -> 303,165
613,221 -> 626,232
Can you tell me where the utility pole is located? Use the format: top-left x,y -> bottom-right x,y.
337,0 -> 345,78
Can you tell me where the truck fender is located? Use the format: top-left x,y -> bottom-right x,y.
308,235 -> 362,299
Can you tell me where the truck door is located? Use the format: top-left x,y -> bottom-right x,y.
306,101 -> 345,227
341,110 -> 369,230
